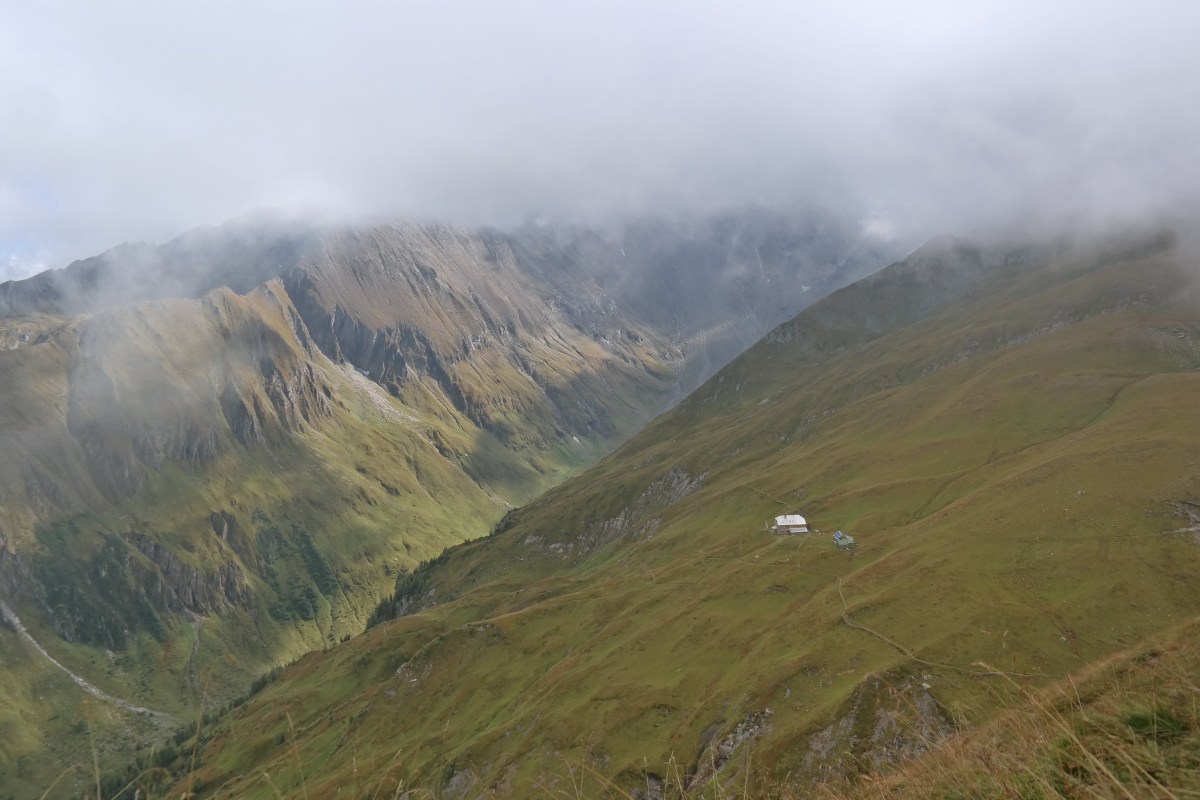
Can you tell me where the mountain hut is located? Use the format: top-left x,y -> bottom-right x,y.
772,514 -> 808,534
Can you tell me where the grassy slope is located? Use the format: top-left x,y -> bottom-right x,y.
160,234 -> 1200,797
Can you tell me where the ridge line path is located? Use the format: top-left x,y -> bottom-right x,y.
0,597 -> 174,720
836,578 -> 1057,681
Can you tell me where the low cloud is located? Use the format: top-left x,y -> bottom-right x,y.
2,1 -> 1198,279
2,253 -> 49,284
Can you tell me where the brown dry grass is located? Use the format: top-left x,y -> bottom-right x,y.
807,618 -> 1200,800
526,618 -> 1200,800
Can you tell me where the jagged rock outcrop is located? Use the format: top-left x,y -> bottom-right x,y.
124,532 -> 248,615
799,672 -> 954,783
688,709 -> 776,789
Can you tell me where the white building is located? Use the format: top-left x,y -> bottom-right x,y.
772,514 -> 808,534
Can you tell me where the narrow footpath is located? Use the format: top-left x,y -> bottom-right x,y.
0,597 -> 173,720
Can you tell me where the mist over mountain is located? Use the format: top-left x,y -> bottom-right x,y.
0,206 -> 893,795
3,2 -> 1198,278
1,206 -> 893,396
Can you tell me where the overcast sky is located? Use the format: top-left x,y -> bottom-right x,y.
2,1 -> 1198,280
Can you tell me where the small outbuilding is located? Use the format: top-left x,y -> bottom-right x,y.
772,514 -> 808,534
833,530 -> 856,548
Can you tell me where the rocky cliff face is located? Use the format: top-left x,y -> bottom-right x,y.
124,531 -> 248,616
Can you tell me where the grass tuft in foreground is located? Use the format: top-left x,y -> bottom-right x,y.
808,618 -> 1200,800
